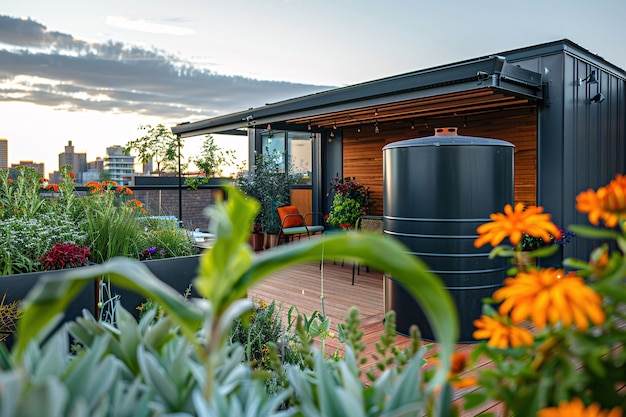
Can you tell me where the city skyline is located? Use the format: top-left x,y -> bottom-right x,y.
1,1 -> 625,175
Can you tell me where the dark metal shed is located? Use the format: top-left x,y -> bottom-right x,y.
172,39 -> 626,265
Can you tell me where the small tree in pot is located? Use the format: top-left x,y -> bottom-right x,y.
235,149 -> 295,248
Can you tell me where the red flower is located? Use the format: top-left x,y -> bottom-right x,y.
6,179 -> 13,183
46,184 -> 59,192
69,172 -> 76,179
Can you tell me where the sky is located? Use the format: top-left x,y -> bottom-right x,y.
1,0 -> 625,177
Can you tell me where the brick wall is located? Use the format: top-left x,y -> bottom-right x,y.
133,188 -> 226,231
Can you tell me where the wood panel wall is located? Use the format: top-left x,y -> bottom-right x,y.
290,188 -> 313,224
342,107 -> 538,215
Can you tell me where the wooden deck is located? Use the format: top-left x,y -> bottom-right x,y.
247,259 -> 506,416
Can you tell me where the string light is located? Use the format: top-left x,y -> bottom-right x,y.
374,122 -> 380,134
411,119 -> 415,130
307,121 -> 312,131
374,108 -> 379,116
266,123 -> 272,130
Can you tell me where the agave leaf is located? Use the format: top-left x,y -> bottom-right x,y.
137,346 -> 179,409
18,377 -> 69,417
0,371 -> 22,416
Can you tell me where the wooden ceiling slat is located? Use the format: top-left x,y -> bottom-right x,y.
287,89 -> 534,129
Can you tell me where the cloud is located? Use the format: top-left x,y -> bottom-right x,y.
0,15 -> 332,121
105,16 -> 195,36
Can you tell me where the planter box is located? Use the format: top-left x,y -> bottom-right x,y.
110,255 -> 201,320
0,255 -> 202,346
0,267 -> 96,349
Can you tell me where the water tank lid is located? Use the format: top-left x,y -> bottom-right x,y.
382,127 -> 514,150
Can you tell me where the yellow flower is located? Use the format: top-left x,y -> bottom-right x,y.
494,268 -> 605,331
538,397 -> 623,417
474,203 -> 562,248
577,174 -> 626,228
473,315 -> 534,349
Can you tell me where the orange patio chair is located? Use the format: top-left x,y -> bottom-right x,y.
277,205 -> 326,244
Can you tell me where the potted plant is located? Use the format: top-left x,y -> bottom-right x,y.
326,194 -> 362,229
326,176 -> 373,229
235,149 -> 294,249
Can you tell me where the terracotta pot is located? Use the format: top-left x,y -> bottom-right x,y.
248,233 -> 264,251
263,233 -> 279,249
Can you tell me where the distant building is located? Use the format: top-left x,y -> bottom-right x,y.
82,156 -> 104,183
104,146 -> 135,185
11,160 -> 45,175
59,140 -> 87,183
0,138 -> 7,169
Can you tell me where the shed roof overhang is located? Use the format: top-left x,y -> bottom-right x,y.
172,55 -> 543,138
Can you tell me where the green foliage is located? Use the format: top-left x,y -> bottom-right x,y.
0,166 -> 49,219
137,220 -> 195,260
9,186 -> 457,415
81,191 -> 144,264
0,213 -> 87,275
326,193 -> 362,228
327,175 -> 374,214
124,123 -> 183,175
185,135 -> 236,190
235,150 -> 295,234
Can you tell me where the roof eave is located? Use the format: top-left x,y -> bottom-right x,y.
172,56 -> 542,138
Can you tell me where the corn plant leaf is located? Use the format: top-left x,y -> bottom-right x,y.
232,230 -> 458,391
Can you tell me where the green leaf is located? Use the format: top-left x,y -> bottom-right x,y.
236,229 -> 458,390
15,258 -> 204,360
567,224 -> 621,240
462,391 -> 488,410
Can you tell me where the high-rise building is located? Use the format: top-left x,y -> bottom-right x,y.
58,140 -> 87,182
82,157 -> 105,183
104,146 -> 135,185
11,160 -> 45,175
0,138 -> 7,169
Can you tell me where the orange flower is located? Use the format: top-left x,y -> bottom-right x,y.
39,177 -> 47,182
577,174 -> 626,228
474,203 -> 562,248
494,268 -> 605,331
116,186 -> 134,195
46,184 -> 59,193
473,315 -> 534,349
6,178 -> 13,183
69,172 -> 76,179
429,352 -> 478,389
85,181 -> 104,194
538,397 -> 622,417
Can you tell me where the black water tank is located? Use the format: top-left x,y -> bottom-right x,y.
383,127 -> 513,343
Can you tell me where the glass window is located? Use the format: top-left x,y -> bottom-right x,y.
262,131 -> 286,172
288,132 -> 312,185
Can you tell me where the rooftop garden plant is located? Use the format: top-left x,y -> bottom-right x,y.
0,165 -> 196,277
326,176 -> 373,229
1,187 -> 457,415
463,175 -> 626,415
235,149 -> 295,235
